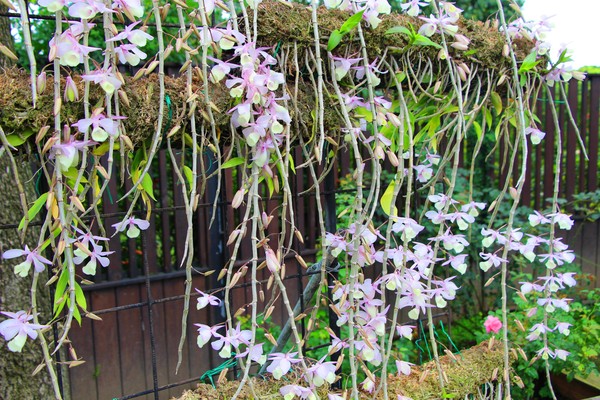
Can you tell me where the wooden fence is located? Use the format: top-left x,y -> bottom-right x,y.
65,75 -> 600,400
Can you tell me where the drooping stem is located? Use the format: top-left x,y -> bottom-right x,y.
495,1 -> 532,395
16,0 -> 36,106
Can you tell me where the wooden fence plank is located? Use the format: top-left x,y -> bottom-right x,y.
89,288 -> 122,399
544,87 -> 556,205
162,278 -> 190,398
588,77 -> 599,192
68,299 -> 98,400
104,161 -> 123,282
565,79 -> 579,200
159,150 -> 173,273
115,285 -> 148,398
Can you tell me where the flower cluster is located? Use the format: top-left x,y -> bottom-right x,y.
2,246 -> 52,277
219,39 -> 291,170
502,210 -> 576,360
503,16 -> 586,85
70,226 -> 114,276
0,311 -> 49,352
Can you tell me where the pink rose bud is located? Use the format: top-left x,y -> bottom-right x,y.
484,315 -> 502,334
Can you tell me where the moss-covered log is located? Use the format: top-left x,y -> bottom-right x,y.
0,1 -> 535,147
173,341 -> 513,400
254,1 -> 532,68
0,68 -> 325,146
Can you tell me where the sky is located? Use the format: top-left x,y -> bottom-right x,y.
521,0 -> 600,67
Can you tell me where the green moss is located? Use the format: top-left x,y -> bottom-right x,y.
172,341 -> 513,399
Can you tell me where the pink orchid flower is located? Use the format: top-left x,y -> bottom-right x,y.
0,311 -> 48,352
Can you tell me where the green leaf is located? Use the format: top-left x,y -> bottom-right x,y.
53,268 -> 69,315
183,165 -> 194,192
40,226 -> 61,252
183,133 -> 202,152
73,302 -> 82,325
327,30 -> 344,51
490,91 -> 503,115
385,26 -> 411,36
92,141 -> 120,156
484,106 -> 493,128
141,173 -> 157,201
18,192 -> 48,231
395,71 -> 407,83
412,34 -> 442,49
288,154 -> 296,174
131,147 -> 146,172
265,174 -> 274,197
494,120 -> 502,141
519,51 -> 539,73
62,167 -> 88,183
354,106 -> 373,122
380,181 -> 398,216
339,10 -> 364,34
473,120 -> 482,140
74,282 -> 87,311
221,157 -> 246,169
5,129 -> 34,147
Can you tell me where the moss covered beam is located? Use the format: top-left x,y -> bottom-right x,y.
174,341 -> 514,400
0,1 -> 535,146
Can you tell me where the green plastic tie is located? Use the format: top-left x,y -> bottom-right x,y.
439,321 -> 460,355
536,97 -> 566,104
164,94 -> 173,136
273,41 -> 283,58
418,319 -> 433,362
200,353 -> 238,388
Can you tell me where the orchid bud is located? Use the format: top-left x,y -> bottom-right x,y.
374,145 -> 385,160
48,44 -> 57,61
62,124 -> 71,140
451,42 -> 468,51
37,72 -> 47,94
458,62 -> 471,76
526,307 -> 537,318
386,112 -> 401,127
457,66 -> 467,81
163,44 -> 173,60
265,248 -> 280,274
454,34 -> 471,46
387,150 -> 399,167
232,188 -> 244,209
64,76 -> 79,102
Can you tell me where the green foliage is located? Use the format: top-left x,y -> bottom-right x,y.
327,10 -> 364,51
568,189 -> 600,221
385,24 -> 441,49
451,0 -> 524,21
451,269 -> 600,399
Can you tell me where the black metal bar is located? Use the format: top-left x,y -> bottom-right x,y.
117,375 -> 202,399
